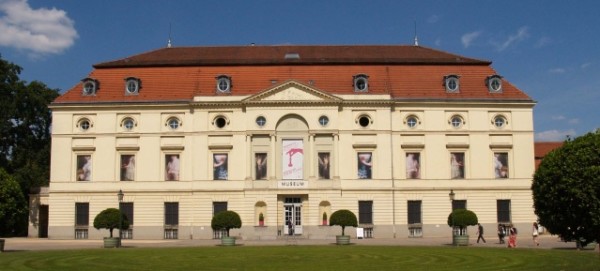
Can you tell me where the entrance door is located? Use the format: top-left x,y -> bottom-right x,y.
284,198 -> 302,235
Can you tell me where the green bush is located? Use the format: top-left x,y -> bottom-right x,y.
93,208 -> 129,238
211,210 -> 242,236
447,209 -> 478,234
329,209 -> 357,236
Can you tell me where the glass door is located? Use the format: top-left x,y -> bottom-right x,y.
284,198 -> 302,235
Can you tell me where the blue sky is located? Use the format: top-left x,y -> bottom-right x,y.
1,0 -> 598,141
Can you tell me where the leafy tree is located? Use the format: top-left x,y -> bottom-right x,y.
0,55 -> 58,236
532,131 -> 600,247
93,208 -> 129,238
211,210 -> 242,236
329,209 -> 358,236
0,168 -> 28,237
447,209 -> 478,235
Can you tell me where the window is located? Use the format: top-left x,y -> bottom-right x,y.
358,201 -> 373,224
124,77 -> 140,94
166,117 -> 181,130
120,202 -> 134,239
81,78 -> 98,95
256,116 -> 266,127
121,117 -> 136,131
77,118 -> 91,131
357,152 -> 372,179
120,155 -> 135,181
213,202 -> 228,215
494,152 -> 509,178
406,153 -> 420,179
318,152 -> 330,179
487,75 -> 503,92
318,115 -> 329,127
75,203 -> 89,239
452,200 -> 467,210
216,75 -> 232,93
450,115 -> 464,128
165,154 -> 180,181
213,153 -> 228,180
214,116 -> 228,128
444,75 -> 460,92
255,153 -> 267,180
406,116 -> 419,128
493,115 -> 507,128
357,115 -> 372,128
407,200 -> 423,237
450,152 -> 465,179
497,200 -> 511,223
76,155 -> 92,181
164,202 -> 178,239
353,74 -> 369,92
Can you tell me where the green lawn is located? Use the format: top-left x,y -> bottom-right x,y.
1,246 -> 598,271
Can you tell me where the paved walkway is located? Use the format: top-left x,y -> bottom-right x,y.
3,235 -> 596,252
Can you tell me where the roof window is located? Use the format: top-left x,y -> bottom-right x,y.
124,77 -> 141,94
486,75 -> 503,93
353,74 -> 369,92
216,75 -> 232,93
81,78 -> 98,96
444,75 -> 460,93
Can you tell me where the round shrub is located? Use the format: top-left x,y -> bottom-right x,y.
211,210 -> 242,236
329,209 -> 358,236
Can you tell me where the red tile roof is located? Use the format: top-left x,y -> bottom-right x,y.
534,142 -> 563,169
54,45 -> 533,104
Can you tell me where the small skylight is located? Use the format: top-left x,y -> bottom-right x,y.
284,53 -> 300,60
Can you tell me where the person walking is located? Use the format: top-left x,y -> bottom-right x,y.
498,224 -> 506,244
508,225 -> 517,248
476,223 -> 486,243
532,222 -> 540,246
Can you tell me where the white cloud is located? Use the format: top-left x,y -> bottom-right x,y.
0,0 -> 78,56
551,115 -> 566,121
492,26 -> 529,51
461,31 -> 482,48
535,129 -> 576,142
568,118 -> 580,125
535,37 -> 551,48
581,62 -> 592,69
548,68 -> 566,74
427,15 -> 439,24
434,38 -> 442,47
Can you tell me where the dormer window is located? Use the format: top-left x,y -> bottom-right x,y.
124,77 -> 141,94
216,75 -> 232,93
353,74 -> 369,92
81,78 -> 98,96
486,75 -> 503,92
444,75 -> 460,92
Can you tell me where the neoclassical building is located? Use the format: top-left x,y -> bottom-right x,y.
30,45 -> 536,240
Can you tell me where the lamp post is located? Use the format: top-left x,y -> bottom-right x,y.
117,189 -> 124,248
449,189 -> 455,238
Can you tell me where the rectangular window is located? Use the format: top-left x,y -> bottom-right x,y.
318,152 -> 331,179
358,201 -> 373,224
282,140 -> 304,180
407,200 -> 422,224
119,202 -> 134,239
497,200 -> 511,223
494,152 -> 509,178
76,155 -> 92,181
406,153 -> 421,179
255,153 -> 267,180
165,154 -> 180,181
452,200 -> 467,210
120,154 -> 135,181
213,153 -> 228,180
164,202 -> 179,226
75,203 -> 89,226
357,152 -> 372,179
213,202 -> 228,215
450,152 -> 465,179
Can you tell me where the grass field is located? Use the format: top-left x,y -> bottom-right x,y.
0,246 -> 598,271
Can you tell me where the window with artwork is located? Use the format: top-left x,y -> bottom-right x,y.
213,153 -> 228,180
406,153 -> 420,179
493,152 -> 509,178
165,154 -> 180,181
318,152 -> 331,179
120,155 -> 135,181
357,152 -> 372,179
255,153 -> 267,180
282,140 -> 304,180
450,152 -> 465,179
76,155 -> 92,181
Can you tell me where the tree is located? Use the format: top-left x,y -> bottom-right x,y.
532,131 -> 600,247
211,210 -> 242,236
447,209 -> 478,235
93,208 -> 129,238
0,168 -> 28,237
0,55 -> 59,236
329,209 -> 358,236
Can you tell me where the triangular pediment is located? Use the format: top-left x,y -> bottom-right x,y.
242,80 -> 342,103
